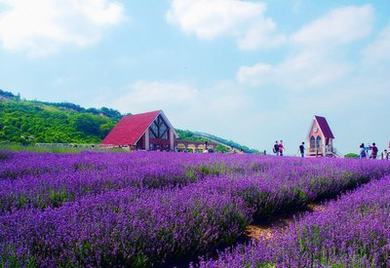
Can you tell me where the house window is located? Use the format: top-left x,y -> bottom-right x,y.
161,129 -> 168,139
148,115 -> 170,148
149,128 -> 156,139
150,115 -> 169,140
316,136 -> 322,148
150,123 -> 158,137
310,136 -> 315,148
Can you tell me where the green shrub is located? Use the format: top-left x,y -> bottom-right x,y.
344,153 -> 359,158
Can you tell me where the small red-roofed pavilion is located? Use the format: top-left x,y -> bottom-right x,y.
307,115 -> 336,157
102,110 -> 177,151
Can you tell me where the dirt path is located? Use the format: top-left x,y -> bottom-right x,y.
246,203 -> 326,241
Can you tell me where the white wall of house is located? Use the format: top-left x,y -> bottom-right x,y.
307,119 -> 327,156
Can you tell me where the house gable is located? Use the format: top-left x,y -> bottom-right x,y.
102,110 -> 178,151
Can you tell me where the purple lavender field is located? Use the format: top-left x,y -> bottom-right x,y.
1,151 -> 390,267
199,176 -> 390,268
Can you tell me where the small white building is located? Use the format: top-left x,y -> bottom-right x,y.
307,116 -> 335,157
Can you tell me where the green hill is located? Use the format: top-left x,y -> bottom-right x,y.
0,90 -> 119,144
0,89 -> 258,152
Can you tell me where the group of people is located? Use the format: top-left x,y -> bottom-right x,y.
273,141 -> 306,158
272,140 -> 389,160
273,140 -> 285,156
273,141 -> 305,157
359,143 -> 389,160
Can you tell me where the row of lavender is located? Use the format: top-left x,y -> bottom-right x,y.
200,175 -> 390,268
0,151 -> 248,183
0,151 -> 385,215
1,152 -> 390,267
0,151 -> 273,213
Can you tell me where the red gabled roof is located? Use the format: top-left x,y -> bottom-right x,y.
102,110 -> 160,146
315,116 -> 335,139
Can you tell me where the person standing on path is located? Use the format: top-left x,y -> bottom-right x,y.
273,141 -> 279,156
370,143 -> 378,159
299,142 -> 305,158
382,149 -> 389,160
278,140 -> 284,156
359,143 -> 367,159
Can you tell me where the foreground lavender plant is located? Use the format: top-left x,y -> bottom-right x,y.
0,185 -> 250,267
199,176 -> 390,268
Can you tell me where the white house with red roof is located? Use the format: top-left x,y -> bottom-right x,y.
102,110 -> 178,151
307,116 -> 336,157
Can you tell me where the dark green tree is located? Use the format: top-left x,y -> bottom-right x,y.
74,114 -> 101,136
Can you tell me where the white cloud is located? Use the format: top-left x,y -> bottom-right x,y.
292,5 -> 374,47
363,24 -> 390,62
238,5 -> 374,89
238,50 -> 351,89
237,63 -> 273,86
238,19 -> 286,50
277,51 -> 351,88
0,0 -> 125,56
113,81 -> 200,113
166,0 -> 284,50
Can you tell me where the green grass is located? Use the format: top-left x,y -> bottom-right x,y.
0,143 -> 127,153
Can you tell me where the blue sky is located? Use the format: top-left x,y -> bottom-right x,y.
0,0 -> 389,155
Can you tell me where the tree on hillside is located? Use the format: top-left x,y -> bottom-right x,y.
74,114 -> 101,136
100,107 -> 122,120
215,144 -> 230,153
100,121 -> 116,138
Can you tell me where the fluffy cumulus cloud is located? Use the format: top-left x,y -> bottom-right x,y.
237,50 -> 352,89
238,5 -> 374,89
0,0 -> 125,56
166,0 -> 285,50
291,4 -> 374,47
